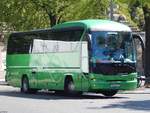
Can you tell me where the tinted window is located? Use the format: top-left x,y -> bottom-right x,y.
7,34 -> 35,54
50,29 -> 83,41
71,30 -> 83,41
7,29 -> 84,54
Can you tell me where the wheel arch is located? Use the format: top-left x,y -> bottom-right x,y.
64,74 -> 74,82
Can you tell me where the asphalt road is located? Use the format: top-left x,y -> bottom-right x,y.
0,85 -> 150,113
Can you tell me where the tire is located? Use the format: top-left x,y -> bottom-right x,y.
21,77 -> 30,93
64,79 -> 75,95
101,90 -> 118,97
21,77 -> 37,94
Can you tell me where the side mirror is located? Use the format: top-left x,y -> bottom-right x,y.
132,33 -> 145,50
132,33 -> 145,76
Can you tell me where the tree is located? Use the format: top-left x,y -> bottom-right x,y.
0,0 -> 109,30
63,0 -> 109,21
0,0 -> 83,29
30,0 -> 78,27
0,0 -> 49,31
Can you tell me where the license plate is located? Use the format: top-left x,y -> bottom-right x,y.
110,84 -> 120,87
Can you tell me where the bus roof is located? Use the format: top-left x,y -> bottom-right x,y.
52,19 -> 131,32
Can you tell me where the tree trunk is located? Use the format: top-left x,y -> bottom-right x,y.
48,14 -> 57,27
143,6 -> 150,85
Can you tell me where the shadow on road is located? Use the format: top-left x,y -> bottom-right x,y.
0,90 -> 127,100
87,100 -> 150,111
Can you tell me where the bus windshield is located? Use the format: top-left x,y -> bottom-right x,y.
91,31 -> 135,63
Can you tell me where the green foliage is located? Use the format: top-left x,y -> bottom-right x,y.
0,0 -> 49,31
0,0 -> 109,31
64,0 -> 109,21
80,0 -> 108,19
115,0 -> 150,30
30,0 -> 78,26
1,0 -> 149,32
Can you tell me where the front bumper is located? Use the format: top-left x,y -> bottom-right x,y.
88,73 -> 137,91
90,80 -> 137,91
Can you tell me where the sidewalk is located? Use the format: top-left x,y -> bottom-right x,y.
0,71 -> 5,79
120,87 -> 150,94
0,80 -> 6,85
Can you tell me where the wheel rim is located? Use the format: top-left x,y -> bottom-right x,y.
23,78 -> 28,92
68,81 -> 75,91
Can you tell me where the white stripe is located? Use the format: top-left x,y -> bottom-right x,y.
90,23 -> 131,32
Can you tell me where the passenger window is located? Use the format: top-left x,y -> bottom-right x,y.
7,34 -> 33,54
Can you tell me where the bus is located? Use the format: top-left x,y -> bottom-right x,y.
6,19 -> 137,96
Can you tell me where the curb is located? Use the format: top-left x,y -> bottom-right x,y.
119,88 -> 150,94
0,79 -> 7,85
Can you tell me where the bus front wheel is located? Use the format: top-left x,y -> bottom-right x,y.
101,90 -> 118,97
64,78 -> 76,95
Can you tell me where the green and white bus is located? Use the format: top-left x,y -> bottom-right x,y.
6,19 -> 137,96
